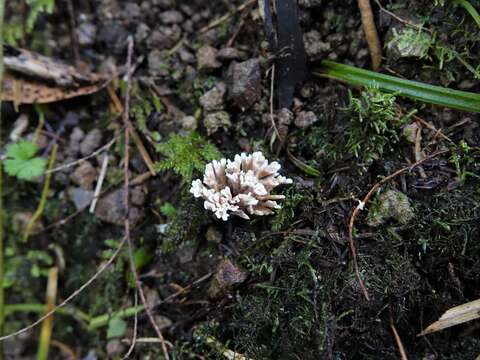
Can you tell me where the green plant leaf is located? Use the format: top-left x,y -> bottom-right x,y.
106,317 -> 127,339
4,140 -> 47,181
317,60 -> 480,113
6,140 -> 38,159
455,0 -> 480,28
26,0 -> 55,32
126,247 -> 154,288
160,202 -> 176,218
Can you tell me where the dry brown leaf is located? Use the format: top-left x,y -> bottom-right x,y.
1,72 -> 107,105
1,45 -> 108,105
418,298 -> 480,336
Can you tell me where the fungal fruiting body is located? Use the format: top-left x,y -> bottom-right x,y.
190,152 -> 292,220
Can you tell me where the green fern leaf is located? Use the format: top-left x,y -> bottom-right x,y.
155,132 -> 222,182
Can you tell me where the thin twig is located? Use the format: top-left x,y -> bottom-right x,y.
374,0 -> 433,34
226,10 -> 248,47
107,85 -> 156,176
199,0 -> 256,33
122,337 -> 174,346
89,154 -> 109,213
414,122 -> 427,179
46,135 -> 117,174
391,322 -> 409,360
268,65 -> 281,142
121,36 -> 139,359
39,170 -> 152,234
357,0 -> 382,70
395,106 -> 452,143
347,150 -> 449,300
121,290 -> 138,359
121,36 -> 170,360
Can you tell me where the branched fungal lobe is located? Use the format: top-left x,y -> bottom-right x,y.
190,152 -> 292,220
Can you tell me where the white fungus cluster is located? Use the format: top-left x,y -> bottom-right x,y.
190,152 -> 292,220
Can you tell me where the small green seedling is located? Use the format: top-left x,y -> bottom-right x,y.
3,140 -> 47,181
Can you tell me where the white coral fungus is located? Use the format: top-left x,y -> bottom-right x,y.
190,152 -> 292,221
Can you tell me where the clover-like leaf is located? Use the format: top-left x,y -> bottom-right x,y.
4,140 -> 47,181
106,317 -> 127,339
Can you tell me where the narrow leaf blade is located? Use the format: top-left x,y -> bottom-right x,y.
317,60 -> 480,113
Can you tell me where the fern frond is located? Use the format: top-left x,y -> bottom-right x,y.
155,132 -> 222,183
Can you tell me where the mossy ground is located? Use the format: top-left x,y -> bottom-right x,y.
1,0 -> 479,359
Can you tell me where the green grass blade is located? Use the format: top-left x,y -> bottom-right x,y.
455,0 -> 480,28
317,60 -> 480,113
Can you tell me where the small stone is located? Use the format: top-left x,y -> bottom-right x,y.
178,47 -> 195,64
148,50 -> 170,76
64,111 -> 81,127
367,189 -> 414,227
208,259 -> 247,299
294,111 -> 318,128
106,339 -> 125,357
277,108 -> 294,126
34,133 -> 49,150
128,154 -> 146,174
227,59 -> 261,109
153,315 -> 173,330
178,247 -> 194,264
204,111 -> 232,135
180,115 -> 197,130
76,22 -> 96,46
123,3 -> 141,18
13,212 -> 43,235
199,82 -> 226,111
304,30 -> 330,60
135,23 -> 151,44
95,189 -> 144,226
159,10 -> 184,24
68,187 -> 94,211
385,14 -> 432,61
180,4 -> 193,16
80,129 -> 102,156
97,22 -> 128,55
152,0 -> 172,7
144,287 -> 160,309
458,79 -> 475,89
70,161 -> 97,190
217,47 -> 247,61
147,25 -> 182,50
70,127 -> 85,143
402,123 -> 419,144
206,226 -> 222,243
9,113 -> 29,142
131,186 -> 147,206
197,46 -> 221,71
